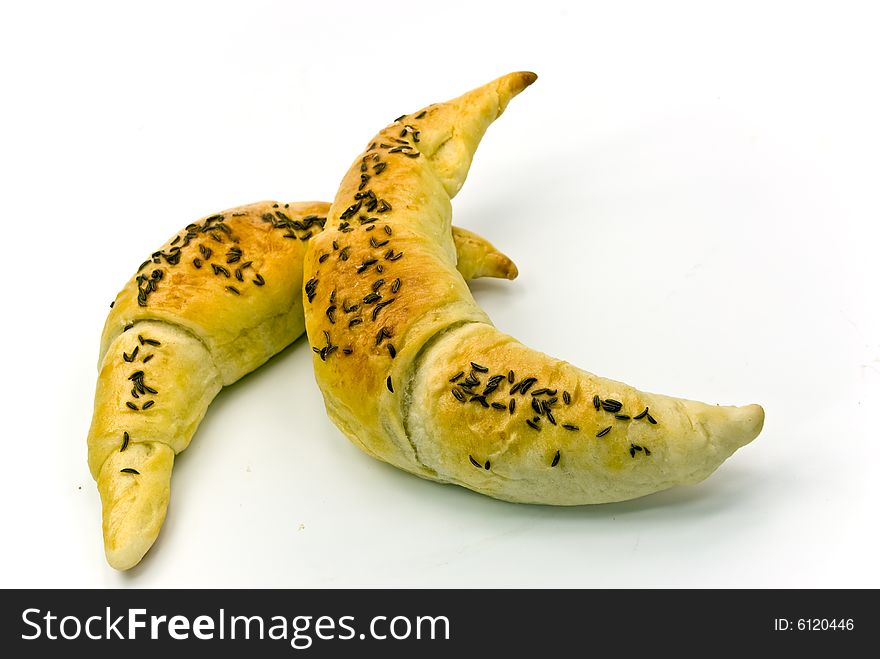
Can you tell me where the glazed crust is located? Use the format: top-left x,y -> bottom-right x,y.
88,200 -> 518,569
303,72 -> 764,504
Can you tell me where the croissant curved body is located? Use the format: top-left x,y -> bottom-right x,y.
87,200 -> 517,570
302,72 -> 764,504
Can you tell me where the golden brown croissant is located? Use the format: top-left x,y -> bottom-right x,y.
88,200 -> 517,570
302,72 -> 765,505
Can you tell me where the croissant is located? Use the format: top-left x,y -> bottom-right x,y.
87,200 -> 517,570
302,72 -> 765,505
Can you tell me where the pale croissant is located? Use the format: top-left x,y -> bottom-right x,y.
302,72 -> 764,505
87,201 -> 517,570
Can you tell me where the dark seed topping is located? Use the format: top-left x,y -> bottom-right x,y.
339,246 -> 351,261
226,286 -> 240,295
193,258 -> 202,269
596,426 -> 612,437
469,395 -> 489,408
376,199 -> 392,213
375,327 -> 391,345
470,362 -> 488,373
519,378 -> 537,395
491,402 -> 507,410
305,277 -> 318,303
363,292 -> 381,305
615,414 -> 631,421
357,259 -> 378,274
593,395 -> 601,410
546,410 -> 557,425
234,269 -> 244,281
126,402 -> 138,411
388,344 -> 397,358
326,306 -> 337,323
469,455 -> 482,469
372,298 -> 395,321
121,432 -> 130,451
226,247 -> 242,264
142,400 -> 155,410
372,278 -> 385,292
562,424 -> 579,431
142,354 -> 153,363
452,388 -> 466,402
349,318 -> 363,328
644,447 -> 652,456
384,249 -> 403,261
602,399 -> 623,413
449,371 -> 465,383
507,370 -> 515,384
531,388 -> 556,397
340,201 -> 362,220
342,348 -> 353,355
526,419 -> 540,430
122,346 -> 138,363
563,391 -> 571,405
386,376 -> 394,393
383,225 -> 392,235
531,398 -> 542,415
120,468 -> 140,475
551,450 -> 561,467
253,274 -> 265,286
319,253 -> 330,263
390,278 -> 401,294
509,399 -> 516,414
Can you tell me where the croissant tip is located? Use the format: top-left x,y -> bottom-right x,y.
504,71 -> 538,93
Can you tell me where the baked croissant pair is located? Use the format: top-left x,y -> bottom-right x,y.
87,72 -> 764,570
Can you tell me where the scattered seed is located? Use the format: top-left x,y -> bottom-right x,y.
551,450 -> 561,467
452,388 -> 466,402
593,395 -> 601,410
126,402 -> 138,411
120,468 -> 140,475
602,399 -> 623,413
563,391 -> 571,405
121,432 -> 130,451
469,455 -> 482,469
386,376 -> 394,393
509,399 -> 516,414
526,419 -> 540,430
142,400 -> 155,410
449,371 -> 465,383
597,426 -> 612,437
562,424 -> 579,431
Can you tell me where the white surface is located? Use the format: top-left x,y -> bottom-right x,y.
1,0 -> 877,588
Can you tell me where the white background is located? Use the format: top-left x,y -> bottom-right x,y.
1,0 -> 877,588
